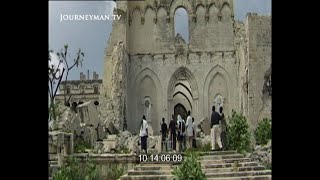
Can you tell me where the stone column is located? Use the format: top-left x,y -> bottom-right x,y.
167,99 -> 173,121
193,98 -> 199,123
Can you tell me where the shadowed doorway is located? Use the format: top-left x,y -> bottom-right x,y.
174,103 -> 187,121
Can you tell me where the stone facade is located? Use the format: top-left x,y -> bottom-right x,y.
56,71 -> 102,104
99,0 -> 272,135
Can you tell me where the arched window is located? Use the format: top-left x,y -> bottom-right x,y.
174,8 -> 189,43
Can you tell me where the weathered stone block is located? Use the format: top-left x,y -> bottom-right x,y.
77,101 -> 101,128
105,121 -> 119,134
199,117 -> 211,135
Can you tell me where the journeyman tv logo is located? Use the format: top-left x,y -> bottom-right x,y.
60,14 -> 121,22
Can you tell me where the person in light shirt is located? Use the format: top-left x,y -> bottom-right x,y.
139,115 -> 148,153
185,111 -> 193,149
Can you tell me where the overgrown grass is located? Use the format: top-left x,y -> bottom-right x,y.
74,139 -> 91,153
53,156 -> 100,180
53,156 -> 125,180
106,164 -> 124,179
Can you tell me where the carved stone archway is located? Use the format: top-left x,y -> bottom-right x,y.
167,67 -> 199,121
204,65 -> 234,119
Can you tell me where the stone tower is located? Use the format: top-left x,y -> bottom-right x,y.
99,0 -> 271,135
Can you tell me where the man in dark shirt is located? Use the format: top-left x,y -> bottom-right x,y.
168,114 -> 177,152
160,117 -> 168,151
211,106 -> 223,151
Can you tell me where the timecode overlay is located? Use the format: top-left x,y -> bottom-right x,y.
139,153 -> 183,163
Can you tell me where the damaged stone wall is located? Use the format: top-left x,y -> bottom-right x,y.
99,41 -> 129,131
245,14 -> 272,130
125,0 -> 239,135
99,0 -> 271,135
234,21 -> 249,118
99,4 -> 128,131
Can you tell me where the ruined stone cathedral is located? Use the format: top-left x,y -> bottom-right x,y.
98,0 -> 271,135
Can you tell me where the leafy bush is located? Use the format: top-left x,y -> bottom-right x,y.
172,151 -> 206,180
106,164 -> 124,179
255,118 -> 271,145
53,156 -> 100,180
226,110 -> 251,154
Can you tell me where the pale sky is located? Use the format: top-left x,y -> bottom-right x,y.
49,0 -> 271,80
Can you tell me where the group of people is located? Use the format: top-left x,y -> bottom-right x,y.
161,111 -> 197,152
138,105 -> 226,153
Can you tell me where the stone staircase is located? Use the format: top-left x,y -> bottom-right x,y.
48,154 -> 60,180
120,151 -> 271,180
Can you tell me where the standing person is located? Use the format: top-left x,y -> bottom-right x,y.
169,114 -> 177,152
185,111 -> 193,149
177,114 -> 186,152
219,107 -> 227,150
192,118 -> 197,148
210,106 -> 223,151
139,115 -> 148,153
160,117 -> 168,152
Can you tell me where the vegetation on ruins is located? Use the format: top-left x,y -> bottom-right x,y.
225,110 -> 252,154
106,164 -> 125,179
53,156 -> 125,180
172,151 -> 206,180
74,139 -> 92,153
254,118 -> 271,145
48,45 -> 84,122
53,156 -> 100,180
185,143 -> 211,154
116,146 -> 131,154
49,101 -> 64,123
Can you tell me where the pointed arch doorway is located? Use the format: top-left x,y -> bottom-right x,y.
174,103 -> 187,121
167,67 -> 199,122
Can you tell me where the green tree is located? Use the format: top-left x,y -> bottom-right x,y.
255,118 -> 271,145
226,110 -> 251,154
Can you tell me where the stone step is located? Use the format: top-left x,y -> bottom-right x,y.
120,174 -> 174,180
205,170 -> 272,178
49,161 -> 58,165
128,170 -> 172,176
134,166 -> 175,171
202,162 -> 259,169
140,161 -> 182,165
49,154 -> 58,161
200,154 -> 244,160
207,175 -> 272,180
199,150 -> 237,156
138,163 -> 174,167
200,158 -> 252,165
202,166 -> 266,173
